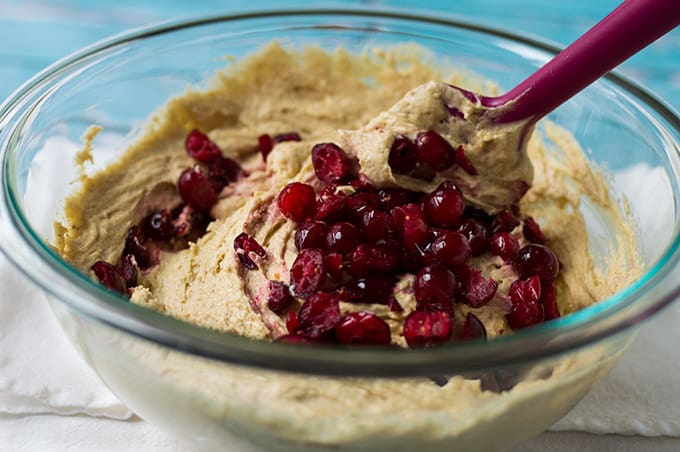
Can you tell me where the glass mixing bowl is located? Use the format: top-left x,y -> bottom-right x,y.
1,8 -> 679,452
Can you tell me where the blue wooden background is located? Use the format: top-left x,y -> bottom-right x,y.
0,1 -> 677,110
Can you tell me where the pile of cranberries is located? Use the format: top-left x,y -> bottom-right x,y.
234,130 -> 562,348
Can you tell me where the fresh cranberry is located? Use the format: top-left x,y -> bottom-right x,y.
388,135 -> 418,175
414,130 -> 455,171
297,291 -> 341,339
171,204 -> 210,240
391,203 -> 429,252
295,220 -> 327,251
143,209 -> 176,241
403,311 -> 452,347
378,188 -> 418,211
514,244 -> 559,282
346,244 -> 399,277
185,129 -> 222,163
411,162 -> 436,181
506,276 -> 544,329
457,266 -> 498,307
427,231 -> 471,268
459,312 -> 487,340
208,155 -> 242,190
490,209 -> 520,235
424,181 -> 465,228
123,226 -> 151,270
361,209 -> 396,244
286,311 -> 300,334
523,216 -> 547,244
277,182 -> 316,222
346,276 -> 395,304
325,222 -> 359,254
274,132 -> 302,144
489,232 -> 520,261
388,296 -> 404,312
414,265 -> 456,312
233,232 -> 267,270
454,146 -> 477,175
177,166 -> 217,212
257,134 -> 274,160
311,142 -> 354,183
336,312 -> 391,345
314,185 -> 347,222
324,252 -> 345,282
91,261 -> 126,294
345,192 -> 382,223
457,219 -> 489,256
289,249 -> 327,298
540,283 -> 560,320
120,254 -> 138,288
267,280 -> 293,314
276,334 -> 312,344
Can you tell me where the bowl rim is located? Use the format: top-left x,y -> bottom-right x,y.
2,7 -> 680,377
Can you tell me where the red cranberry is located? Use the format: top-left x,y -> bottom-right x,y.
454,146 -> 477,175
123,226 -> 151,270
120,254 -> 138,288
391,203 -> 429,252
267,280 -> 293,314
286,311 -> 300,334
457,266 -> 498,307
336,312 -> 391,345
414,130 -> 455,171
208,155 -> 242,190
523,216 -> 547,244
185,129 -> 222,164
91,261 -> 126,294
424,181 -> 465,228
143,209 -> 176,241
346,276 -> 395,304
324,252 -> 345,282
233,232 -> 267,270
403,311 -> 452,348
276,334 -> 313,344
414,265 -> 456,312
171,204 -> 210,241
297,291 -> 341,339
326,221 -> 360,254
388,296 -> 404,312
311,142 -> 354,183
290,249 -> 327,298
361,209 -> 396,244
346,192 -> 382,223
427,231 -> 471,268
515,244 -> 559,283
540,283 -> 560,320
295,220 -> 328,251
314,185 -> 347,222
388,135 -> 418,175
277,182 -> 316,222
506,276 -> 544,329
273,132 -> 302,144
457,219 -> 489,256
258,134 -> 274,160
177,166 -> 217,212
378,188 -> 418,211
489,232 -> 520,261
347,244 -> 398,277
490,209 -> 520,235
459,312 -> 487,340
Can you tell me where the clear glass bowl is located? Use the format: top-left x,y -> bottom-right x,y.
1,9 -> 679,452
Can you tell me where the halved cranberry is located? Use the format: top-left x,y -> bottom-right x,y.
378,188 -> 418,211
457,219 -> 489,256
506,276 -> 544,329
177,166 -> 217,212
514,244 -> 559,283
345,192 -> 382,223
311,142 -> 354,183
324,252 -> 345,282
277,182 -> 316,222
346,276 -> 395,305
185,129 -> 222,164
540,283 -> 560,320
391,203 -> 429,252
523,216 -> 547,244
336,312 -> 391,345
414,265 -> 456,312
489,232 -> 520,261
285,311 -> 300,334
297,291 -> 341,339
347,244 -> 398,277
459,312 -> 487,340
276,334 -> 312,344
295,220 -> 327,251
267,280 -> 293,314
454,146 -> 477,175
290,249 -> 327,298
388,135 -> 418,175
388,296 -> 404,312
120,254 -> 138,288
490,209 -> 520,235
257,134 -> 274,160
143,209 -> 176,241
403,311 -> 452,348
123,226 -> 151,270
171,204 -> 210,240
325,221 -> 359,254
208,155 -> 242,190
427,231 -> 471,268
274,132 -> 302,144
414,130 -> 455,171
424,181 -> 465,228
361,209 -> 395,244
91,261 -> 126,294
314,185 -> 347,222
233,232 -> 267,270
457,266 -> 498,307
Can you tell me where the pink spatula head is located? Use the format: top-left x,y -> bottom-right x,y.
354,0 -> 678,213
